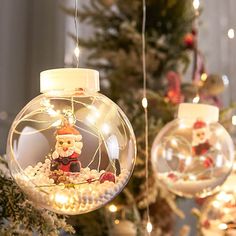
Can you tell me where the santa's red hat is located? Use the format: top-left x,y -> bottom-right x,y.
193,120 -> 207,129
56,125 -> 82,141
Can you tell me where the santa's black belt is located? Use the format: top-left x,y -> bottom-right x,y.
57,157 -> 79,165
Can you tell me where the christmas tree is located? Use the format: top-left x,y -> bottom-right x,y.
0,156 -> 74,235
1,0 -> 234,235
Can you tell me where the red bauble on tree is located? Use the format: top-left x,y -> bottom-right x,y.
166,71 -> 183,104
183,33 -> 195,49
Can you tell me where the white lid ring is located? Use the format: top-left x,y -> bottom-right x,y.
178,103 -> 219,123
40,68 -> 100,93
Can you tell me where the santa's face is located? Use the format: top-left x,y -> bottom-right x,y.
193,127 -> 209,145
56,137 -> 76,157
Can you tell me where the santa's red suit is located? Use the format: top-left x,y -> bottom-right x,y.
52,152 -> 81,172
192,119 -> 211,156
192,141 -> 211,156
50,124 -> 82,173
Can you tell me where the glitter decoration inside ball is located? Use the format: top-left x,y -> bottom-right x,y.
7,68 -> 136,215
151,103 -> 234,198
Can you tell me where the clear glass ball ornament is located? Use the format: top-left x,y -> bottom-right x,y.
200,190 -> 236,236
200,165 -> 236,235
7,68 -> 136,215
151,103 -> 234,198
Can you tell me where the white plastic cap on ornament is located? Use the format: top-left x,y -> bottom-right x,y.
40,68 -> 100,93
178,103 -> 219,123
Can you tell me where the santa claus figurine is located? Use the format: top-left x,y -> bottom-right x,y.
184,119 -> 214,177
50,124 -> 83,173
192,119 -> 211,156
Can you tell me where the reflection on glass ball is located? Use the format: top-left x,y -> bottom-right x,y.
6,68 -> 136,215
200,190 -> 236,236
151,103 -> 234,198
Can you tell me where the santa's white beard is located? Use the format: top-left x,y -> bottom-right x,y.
57,147 -> 74,157
192,135 -> 208,146
55,142 -> 82,157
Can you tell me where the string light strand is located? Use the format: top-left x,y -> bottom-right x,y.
142,0 -> 147,98
74,0 -> 80,67
141,0 -> 151,234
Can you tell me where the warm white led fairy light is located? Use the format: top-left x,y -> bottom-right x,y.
142,0 -> 152,233
193,0 -> 200,11
228,28 -> 235,39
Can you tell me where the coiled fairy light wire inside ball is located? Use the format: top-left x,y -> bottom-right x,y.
7,68 -> 136,215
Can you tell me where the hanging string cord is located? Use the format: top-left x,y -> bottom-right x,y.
142,0 -> 147,96
192,3 -> 199,82
74,0 -> 79,67
142,0 -> 151,234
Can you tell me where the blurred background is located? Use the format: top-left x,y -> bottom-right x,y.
1,1 -> 236,235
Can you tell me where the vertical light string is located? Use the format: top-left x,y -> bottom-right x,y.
71,0 -> 80,118
74,0 -> 80,68
141,0 -> 151,234
71,96 -> 74,113
192,0 -> 200,103
192,0 -> 200,82
228,0 -> 233,104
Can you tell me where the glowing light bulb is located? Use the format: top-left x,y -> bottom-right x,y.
193,0 -> 200,10
192,95 -> 200,104
68,116 -> 76,125
222,75 -> 229,86
166,149 -> 173,161
215,142 -> 221,151
218,223 -> 228,230
142,97 -> 148,108
217,192 -> 232,202
102,123 -> 110,134
114,219 -> 119,224
47,108 -> 59,117
41,99 -> 60,118
40,98 -> 52,108
146,221 -> 153,233
185,156 -> 192,166
74,45 -> 80,58
232,115 -> 236,125
201,73 -> 207,81
171,138 -> 178,147
54,193 -> 69,205
212,200 -> 220,208
52,119 -> 62,127
64,110 -> 76,125
109,204 -> 117,212
189,175 -> 197,181
179,122 -> 187,129
228,28 -> 235,39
